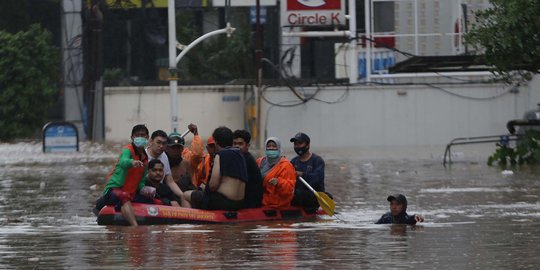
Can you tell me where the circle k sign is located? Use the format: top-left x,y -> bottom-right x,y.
282,0 -> 345,26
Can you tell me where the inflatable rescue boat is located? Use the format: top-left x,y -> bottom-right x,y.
96,203 -> 325,225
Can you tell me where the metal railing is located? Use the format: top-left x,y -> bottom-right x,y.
442,134 -> 522,166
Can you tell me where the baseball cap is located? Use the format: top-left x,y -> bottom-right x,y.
207,136 -> 215,145
167,132 -> 185,146
290,132 -> 310,143
387,194 -> 408,205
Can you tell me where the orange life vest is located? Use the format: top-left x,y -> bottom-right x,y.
104,144 -> 148,196
121,144 -> 147,194
192,154 -> 213,187
256,157 -> 296,208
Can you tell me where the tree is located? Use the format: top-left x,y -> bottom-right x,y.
465,0 -> 540,81
0,25 -> 59,140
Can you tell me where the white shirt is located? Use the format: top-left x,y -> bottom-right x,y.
145,148 -> 172,182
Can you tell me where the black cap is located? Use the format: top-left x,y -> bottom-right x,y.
387,194 -> 408,206
290,132 -> 310,143
167,132 -> 185,147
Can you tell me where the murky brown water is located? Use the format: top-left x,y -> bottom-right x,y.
1,142 -> 539,269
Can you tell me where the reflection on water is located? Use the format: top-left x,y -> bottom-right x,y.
0,142 -> 539,269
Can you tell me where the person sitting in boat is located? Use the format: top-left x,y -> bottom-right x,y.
165,131 -> 195,192
376,194 -> 425,225
233,129 -> 263,208
290,132 -> 329,210
256,137 -> 296,209
140,159 -> 182,207
177,123 -> 204,181
146,130 -> 189,207
191,136 -> 216,189
184,126 -> 248,211
94,124 -> 150,226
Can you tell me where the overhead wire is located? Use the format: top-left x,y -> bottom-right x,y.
261,47 -> 351,107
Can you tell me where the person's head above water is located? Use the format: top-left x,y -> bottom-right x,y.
387,194 -> 408,216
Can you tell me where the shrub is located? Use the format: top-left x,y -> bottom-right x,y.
488,130 -> 540,166
0,24 -> 59,140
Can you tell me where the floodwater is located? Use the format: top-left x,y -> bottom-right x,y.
0,142 -> 539,269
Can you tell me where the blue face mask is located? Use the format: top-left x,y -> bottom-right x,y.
266,149 -> 280,159
133,137 -> 148,148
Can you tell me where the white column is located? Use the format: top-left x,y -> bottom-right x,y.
348,0 -> 358,84
364,0 -> 371,82
62,0 -> 85,138
168,0 -> 178,132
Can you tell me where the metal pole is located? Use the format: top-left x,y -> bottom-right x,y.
348,0 -> 357,84
255,0 -> 262,146
364,0 -> 371,82
414,0 -> 419,55
168,0 -> 178,132
175,25 -> 235,65
256,0 -> 262,88
282,31 -> 351,37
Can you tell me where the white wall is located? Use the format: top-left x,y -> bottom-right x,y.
104,80 -> 540,150
260,82 -> 540,149
104,85 -> 247,141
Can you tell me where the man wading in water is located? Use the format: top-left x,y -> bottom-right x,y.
376,194 -> 425,225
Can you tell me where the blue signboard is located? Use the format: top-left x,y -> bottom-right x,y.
358,50 -> 396,79
222,95 -> 241,102
250,6 -> 267,24
42,122 -> 79,152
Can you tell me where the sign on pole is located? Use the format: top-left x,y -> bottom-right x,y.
250,6 -> 267,24
282,0 -> 346,27
43,122 -> 79,153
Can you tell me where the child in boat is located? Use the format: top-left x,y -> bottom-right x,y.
376,194 -> 425,225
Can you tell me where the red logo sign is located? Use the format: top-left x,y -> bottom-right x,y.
287,0 -> 341,10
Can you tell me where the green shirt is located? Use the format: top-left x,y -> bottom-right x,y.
103,147 -> 147,195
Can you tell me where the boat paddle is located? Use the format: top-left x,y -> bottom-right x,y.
180,129 -> 190,138
298,176 -> 335,216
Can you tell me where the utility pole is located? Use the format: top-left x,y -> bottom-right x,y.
254,0 -> 262,147
168,0 -> 235,132
62,0 -> 85,139
168,0 -> 179,132
86,1 -> 103,140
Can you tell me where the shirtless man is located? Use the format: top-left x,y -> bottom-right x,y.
165,132 -> 194,191
185,126 -> 248,210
